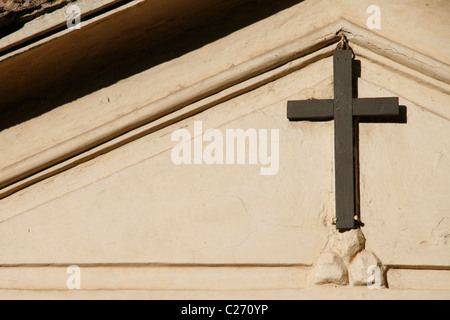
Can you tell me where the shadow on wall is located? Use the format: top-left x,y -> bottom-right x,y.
0,0 -> 305,132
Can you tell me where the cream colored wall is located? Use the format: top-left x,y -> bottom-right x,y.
0,59 -> 335,266
0,55 -> 449,298
0,0 -> 449,299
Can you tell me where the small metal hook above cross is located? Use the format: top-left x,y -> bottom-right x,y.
336,34 -> 351,51
287,46 -> 403,231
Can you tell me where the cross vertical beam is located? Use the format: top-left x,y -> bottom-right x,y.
333,49 -> 356,230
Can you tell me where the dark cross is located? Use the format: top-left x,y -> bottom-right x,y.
287,46 -> 401,230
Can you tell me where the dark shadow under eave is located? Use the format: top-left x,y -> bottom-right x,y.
0,0 -> 305,132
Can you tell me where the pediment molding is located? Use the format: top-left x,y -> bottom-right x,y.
0,16 -> 449,198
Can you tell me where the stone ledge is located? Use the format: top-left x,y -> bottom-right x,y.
0,266 -> 310,291
0,265 -> 448,293
388,269 -> 450,291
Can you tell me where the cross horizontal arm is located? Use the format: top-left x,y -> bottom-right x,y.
353,97 -> 399,117
287,100 -> 334,121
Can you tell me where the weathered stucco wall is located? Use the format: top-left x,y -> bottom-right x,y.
0,59 -> 335,266
0,0 -> 449,299
0,54 -> 449,297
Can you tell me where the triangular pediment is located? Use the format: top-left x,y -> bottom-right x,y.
0,0 -> 449,196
